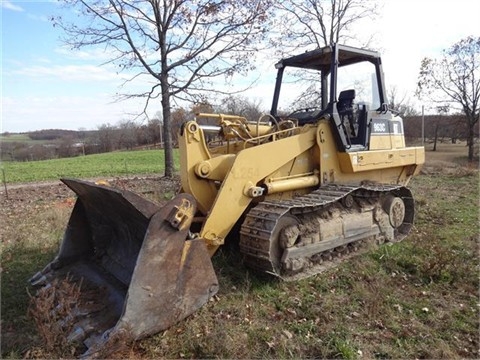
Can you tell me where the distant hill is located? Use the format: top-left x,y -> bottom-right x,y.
27,129 -> 94,141
1,129 -> 93,140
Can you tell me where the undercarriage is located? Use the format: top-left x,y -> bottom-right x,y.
240,184 -> 414,280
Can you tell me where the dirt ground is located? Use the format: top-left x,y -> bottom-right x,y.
0,176 -> 180,250
0,175 -> 179,200
422,141 -> 478,166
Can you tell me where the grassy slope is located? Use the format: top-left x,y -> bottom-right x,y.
1,149 -> 177,183
1,146 -> 479,359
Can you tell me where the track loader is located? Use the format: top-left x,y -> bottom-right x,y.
30,44 -> 424,353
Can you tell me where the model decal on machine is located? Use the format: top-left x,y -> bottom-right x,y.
370,119 -> 404,135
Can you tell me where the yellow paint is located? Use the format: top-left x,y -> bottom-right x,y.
178,112 -> 424,256
337,147 -> 425,173
265,174 -> 319,194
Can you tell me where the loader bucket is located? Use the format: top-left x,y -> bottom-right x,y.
29,179 -> 219,352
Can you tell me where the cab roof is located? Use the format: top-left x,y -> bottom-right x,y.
275,44 -> 381,71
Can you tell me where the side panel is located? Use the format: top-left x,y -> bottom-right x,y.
316,120 -> 424,186
338,148 -> 425,173
369,114 -> 406,150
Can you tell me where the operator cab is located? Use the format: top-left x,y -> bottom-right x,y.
270,44 -> 393,152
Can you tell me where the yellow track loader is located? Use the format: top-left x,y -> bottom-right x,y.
30,44 -> 424,353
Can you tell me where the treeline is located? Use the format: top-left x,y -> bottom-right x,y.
27,129 -> 91,141
0,120 -> 164,162
2,97 -> 478,162
1,95 -> 264,162
403,114 -> 479,145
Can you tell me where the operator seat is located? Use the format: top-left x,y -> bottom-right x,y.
337,89 -> 358,138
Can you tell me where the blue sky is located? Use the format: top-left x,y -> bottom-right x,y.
2,0 -> 152,133
1,0 -> 479,133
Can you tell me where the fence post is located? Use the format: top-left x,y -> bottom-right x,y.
2,168 -> 8,200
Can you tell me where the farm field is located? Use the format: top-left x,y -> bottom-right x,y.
1,149 -> 177,184
0,134 -> 36,143
0,144 -> 478,359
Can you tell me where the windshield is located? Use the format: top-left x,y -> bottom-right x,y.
275,67 -> 324,116
274,60 -> 381,115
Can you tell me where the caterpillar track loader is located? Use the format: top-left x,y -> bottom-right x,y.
30,44 -> 424,354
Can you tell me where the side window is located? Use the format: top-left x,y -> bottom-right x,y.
336,62 -> 380,110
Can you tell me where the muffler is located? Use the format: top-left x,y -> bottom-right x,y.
29,179 -> 219,353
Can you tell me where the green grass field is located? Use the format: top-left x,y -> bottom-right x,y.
0,134 -> 35,143
1,149 -> 178,183
0,134 -> 55,145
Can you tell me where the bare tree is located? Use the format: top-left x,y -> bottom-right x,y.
190,101 -> 216,128
388,86 -> 419,116
58,135 -> 76,158
54,0 -> 272,177
117,120 -> 137,150
147,118 -> 162,146
216,95 -> 264,121
417,36 -> 480,161
269,0 -> 379,112
96,123 -> 117,152
170,107 -> 188,146
273,0 -> 379,52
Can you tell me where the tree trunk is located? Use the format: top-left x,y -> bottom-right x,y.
433,123 -> 439,151
161,77 -> 174,178
467,123 -> 474,162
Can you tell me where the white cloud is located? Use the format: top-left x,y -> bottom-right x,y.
2,1 -> 24,12
26,13 -> 49,22
35,57 -> 53,64
54,46 -> 118,63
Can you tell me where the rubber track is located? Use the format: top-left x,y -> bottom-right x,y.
239,183 -> 409,279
